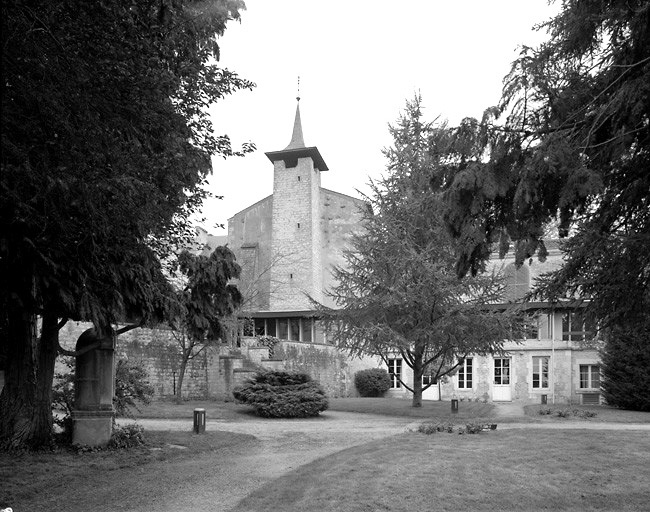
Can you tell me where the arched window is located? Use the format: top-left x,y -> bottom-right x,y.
504,263 -> 530,302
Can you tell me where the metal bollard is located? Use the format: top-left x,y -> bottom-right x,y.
193,408 -> 206,434
451,399 -> 459,413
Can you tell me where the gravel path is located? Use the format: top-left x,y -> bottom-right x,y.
121,411 -> 418,512
117,409 -> 650,512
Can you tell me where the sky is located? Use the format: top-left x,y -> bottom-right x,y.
201,0 -> 558,235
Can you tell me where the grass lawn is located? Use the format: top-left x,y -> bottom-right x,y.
0,429 -> 257,512
129,398 -> 250,420
233,429 -> 650,512
131,397 -> 497,421
328,397 -> 498,420
130,397 -> 650,424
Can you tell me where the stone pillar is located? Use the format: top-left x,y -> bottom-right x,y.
72,328 -> 115,446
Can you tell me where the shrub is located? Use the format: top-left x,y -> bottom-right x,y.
354,368 -> 392,397
232,371 -> 328,418
113,359 -> 155,418
417,421 -> 493,435
108,423 -> 146,449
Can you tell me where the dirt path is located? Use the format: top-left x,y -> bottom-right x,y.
115,411 -> 650,512
121,411 -> 419,512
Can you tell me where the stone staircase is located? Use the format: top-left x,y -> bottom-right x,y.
213,337 -> 286,399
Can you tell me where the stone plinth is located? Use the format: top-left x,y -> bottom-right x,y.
72,410 -> 114,447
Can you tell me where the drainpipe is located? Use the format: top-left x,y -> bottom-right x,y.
551,306 -> 556,405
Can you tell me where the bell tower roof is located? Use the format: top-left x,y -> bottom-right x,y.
265,97 -> 329,171
285,99 -> 305,150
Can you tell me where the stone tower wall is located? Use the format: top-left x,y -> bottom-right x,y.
269,156 -> 322,310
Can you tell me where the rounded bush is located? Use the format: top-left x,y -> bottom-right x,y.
232,371 -> 328,418
354,368 -> 392,397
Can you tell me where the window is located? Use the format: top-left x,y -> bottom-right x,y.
562,310 -> 596,341
422,374 -> 437,387
277,318 -> 288,339
289,318 -> 300,341
580,365 -> 600,389
254,318 -> 265,336
504,263 -> 530,302
537,313 -> 553,340
301,318 -> 313,343
388,358 -> 402,389
532,356 -> 549,389
458,358 -> 473,389
494,358 -> 510,385
526,314 -> 540,340
516,313 -> 540,340
266,319 -> 276,337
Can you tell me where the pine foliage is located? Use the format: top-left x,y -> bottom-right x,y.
320,97 -> 520,407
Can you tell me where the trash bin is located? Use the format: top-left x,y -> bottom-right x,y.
193,408 -> 206,434
541,394 -> 548,405
451,399 -> 459,413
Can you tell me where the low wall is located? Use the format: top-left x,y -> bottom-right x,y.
269,340 -> 380,397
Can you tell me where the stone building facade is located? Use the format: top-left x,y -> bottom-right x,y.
385,243 -> 602,405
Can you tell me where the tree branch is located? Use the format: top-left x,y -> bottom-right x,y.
115,324 -> 140,335
57,339 -> 99,357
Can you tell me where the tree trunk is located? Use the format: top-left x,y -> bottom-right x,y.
175,349 -> 189,404
0,309 -> 58,450
411,361 -> 423,408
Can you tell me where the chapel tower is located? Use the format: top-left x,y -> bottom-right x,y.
265,97 -> 328,310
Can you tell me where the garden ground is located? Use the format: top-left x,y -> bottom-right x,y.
2,399 -> 649,511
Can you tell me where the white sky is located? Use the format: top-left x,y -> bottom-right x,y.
201,0 -> 558,234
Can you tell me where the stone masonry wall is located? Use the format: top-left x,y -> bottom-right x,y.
272,340 -> 380,397
59,322 -> 210,399
270,157 -> 321,310
320,188 -> 366,308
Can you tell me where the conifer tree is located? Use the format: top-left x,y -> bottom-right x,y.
1,0 -> 253,448
322,97 -> 518,407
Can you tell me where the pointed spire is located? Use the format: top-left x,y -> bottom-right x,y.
285,96 -> 305,150
265,80 -> 329,171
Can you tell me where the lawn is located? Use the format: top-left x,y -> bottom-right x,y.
4,397 -> 650,511
126,397 -> 498,423
130,397 -> 650,424
129,398 -> 250,420
233,429 -> 650,512
329,397 -> 497,420
130,397 -> 498,421
0,429 -> 257,512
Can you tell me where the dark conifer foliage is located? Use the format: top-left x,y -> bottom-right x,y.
438,1 -> 649,409
1,0 -> 253,448
601,321 -> 650,411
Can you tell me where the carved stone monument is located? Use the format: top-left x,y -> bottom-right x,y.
72,328 -> 115,446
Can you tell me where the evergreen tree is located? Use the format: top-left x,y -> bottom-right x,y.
601,319 -> 650,411
1,0 -> 253,449
437,1 -> 649,408
321,97 -> 519,407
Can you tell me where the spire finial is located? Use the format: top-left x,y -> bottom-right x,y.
285,80 -> 305,150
